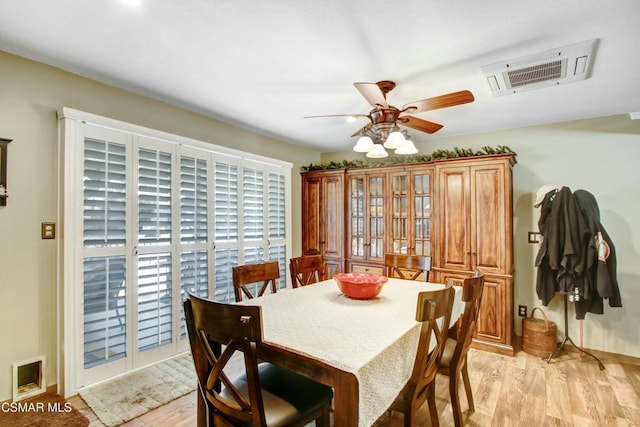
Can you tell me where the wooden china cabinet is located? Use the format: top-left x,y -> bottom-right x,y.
300,153 -> 516,355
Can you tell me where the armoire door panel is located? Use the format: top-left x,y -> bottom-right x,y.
439,167 -> 470,270
475,277 -> 504,342
472,165 -> 505,272
302,177 -> 322,255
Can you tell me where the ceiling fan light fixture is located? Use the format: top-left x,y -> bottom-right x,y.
383,129 -> 406,149
353,135 -> 374,152
395,139 -> 418,155
366,144 -> 388,158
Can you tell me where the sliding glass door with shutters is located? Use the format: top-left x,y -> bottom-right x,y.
59,108 -> 291,394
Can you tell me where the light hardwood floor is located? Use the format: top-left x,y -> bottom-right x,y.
68,346 -> 640,426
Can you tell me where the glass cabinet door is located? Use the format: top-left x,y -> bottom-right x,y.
389,169 -> 432,256
390,174 -> 408,254
412,172 -> 431,256
349,177 -> 365,257
348,173 -> 385,261
369,175 -> 384,259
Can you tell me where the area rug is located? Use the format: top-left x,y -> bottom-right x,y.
0,392 -> 89,427
78,353 -> 197,427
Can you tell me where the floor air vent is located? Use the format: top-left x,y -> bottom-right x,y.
481,39 -> 597,96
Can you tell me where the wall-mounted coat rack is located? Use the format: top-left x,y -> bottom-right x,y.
0,138 -> 11,206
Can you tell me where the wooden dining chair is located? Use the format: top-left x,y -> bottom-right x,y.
232,260 -> 280,302
183,293 -> 333,427
384,253 -> 432,282
387,283 -> 456,427
289,255 -> 324,288
438,271 -> 485,427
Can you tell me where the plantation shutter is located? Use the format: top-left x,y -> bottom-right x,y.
59,108 -> 292,392
136,146 -> 173,352
82,136 -> 128,368
179,154 -> 209,338
268,172 -> 287,289
242,167 -> 265,263
213,160 -> 239,303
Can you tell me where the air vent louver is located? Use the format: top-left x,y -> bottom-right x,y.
507,59 -> 565,88
481,39 -> 596,96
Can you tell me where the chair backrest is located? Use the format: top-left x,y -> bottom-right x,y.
183,293 -> 267,426
232,261 -> 280,302
405,283 -> 456,406
384,253 -> 432,282
289,255 -> 324,288
450,273 -> 485,365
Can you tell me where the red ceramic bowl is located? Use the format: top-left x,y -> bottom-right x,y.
333,273 -> 388,300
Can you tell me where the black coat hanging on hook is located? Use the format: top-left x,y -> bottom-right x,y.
534,186 -> 622,319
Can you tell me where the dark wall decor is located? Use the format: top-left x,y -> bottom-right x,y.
0,138 -> 12,206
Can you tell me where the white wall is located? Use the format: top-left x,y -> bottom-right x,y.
322,115 -> 640,358
0,51 -> 320,402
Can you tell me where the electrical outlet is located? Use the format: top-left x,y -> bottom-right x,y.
518,305 -> 527,317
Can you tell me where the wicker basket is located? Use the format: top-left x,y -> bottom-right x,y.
522,307 -> 558,357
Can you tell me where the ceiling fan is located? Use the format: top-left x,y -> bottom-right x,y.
305,81 -> 474,157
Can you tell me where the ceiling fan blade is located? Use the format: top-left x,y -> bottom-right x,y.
354,82 -> 388,108
397,116 -> 444,134
401,90 -> 474,114
304,114 -> 369,119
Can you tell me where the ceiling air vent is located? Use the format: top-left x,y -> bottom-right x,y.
481,39 -> 597,96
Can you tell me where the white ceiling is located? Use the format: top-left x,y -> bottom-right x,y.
1,0 -> 640,153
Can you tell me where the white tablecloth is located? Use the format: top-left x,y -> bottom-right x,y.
240,278 -> 463,427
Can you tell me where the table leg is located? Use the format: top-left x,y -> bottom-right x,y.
332,374 -> 359,426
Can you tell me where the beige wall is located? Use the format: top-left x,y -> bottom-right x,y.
323,115 -> 640,358
0,51 -> 320,401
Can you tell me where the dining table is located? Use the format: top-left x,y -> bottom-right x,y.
233,277 -> 465,427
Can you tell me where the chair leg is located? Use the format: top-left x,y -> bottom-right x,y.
461,358 -> 474,413
315,404 -> 331,427
449,370 -> 463,427
427,382 -> 440,427
404,402 -> 417,427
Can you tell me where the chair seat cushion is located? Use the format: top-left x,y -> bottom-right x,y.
222,362 -> 333,426
440,337 -> 457,368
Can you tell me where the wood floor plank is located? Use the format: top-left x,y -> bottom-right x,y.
610,373 -> 640,410
471,354 -> 506,419
491,364 -> 525,425
545,359 -> 573,422
49,347 -> 640,427
517,357 -> 547,427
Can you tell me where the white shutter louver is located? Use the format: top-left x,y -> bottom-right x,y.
268,172 -> 286,239
215,162 -> 238,241
137,253 -> 173,351
179,250 -> 208,337
243,168 -> 264,240
83,256 -> 127,368
83,138 -> 126,247
180,156 -> 208,243
138,148 -> 172,246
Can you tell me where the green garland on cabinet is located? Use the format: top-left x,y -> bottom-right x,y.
300,145 -> 516,171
